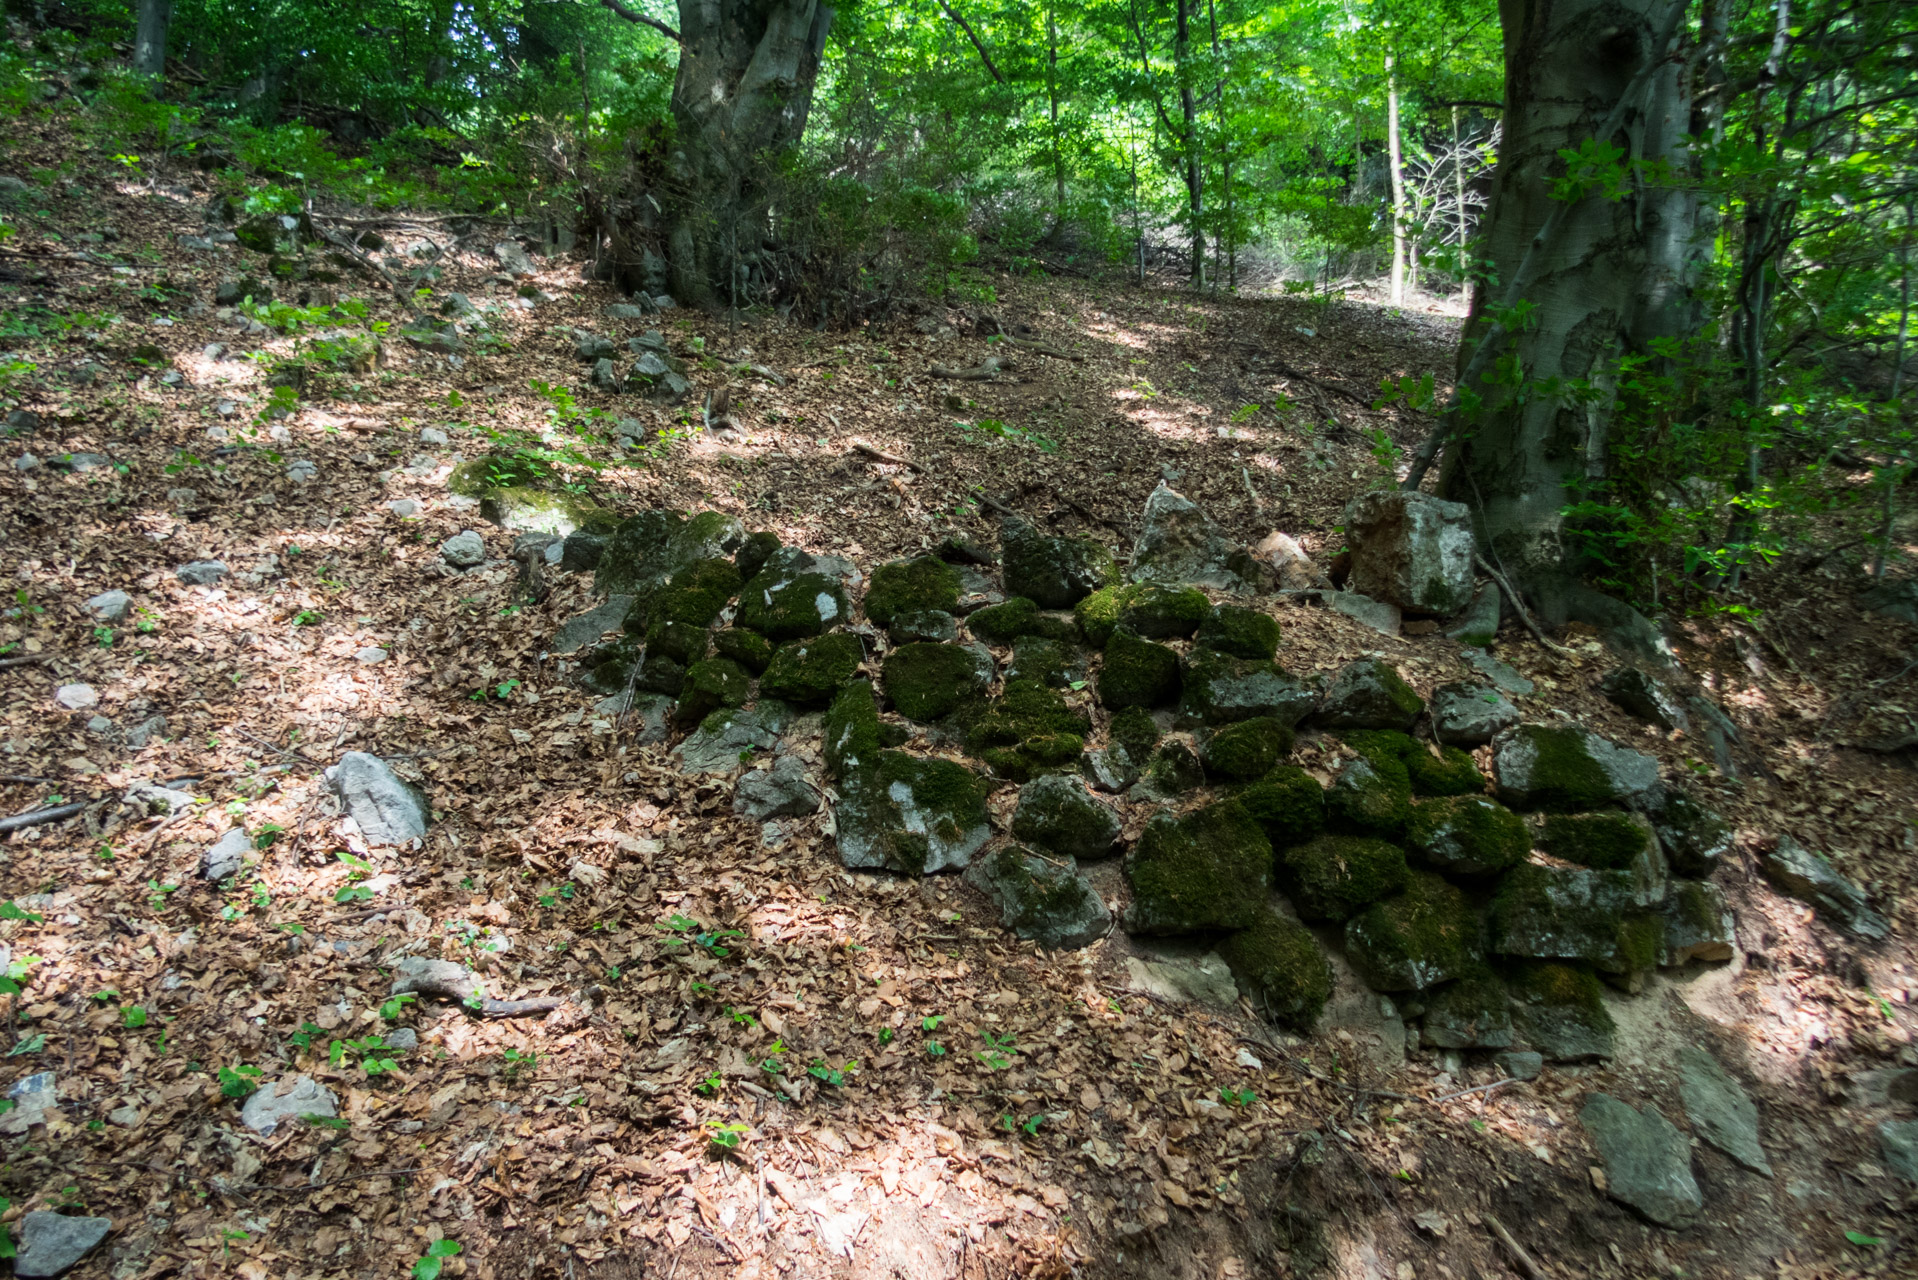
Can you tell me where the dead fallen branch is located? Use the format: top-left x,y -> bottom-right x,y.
389,957 -> 566,1019
931,356 -> 1009,381
0,801 -> 87,836
851,441 -> 925,473
0,654 -> 54,670
1473,552 -> 1575,660
1483,1213 -> 1544,1280
1001,335 -> 1082,361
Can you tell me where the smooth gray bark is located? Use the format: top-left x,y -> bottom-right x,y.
133,0 -> 172,77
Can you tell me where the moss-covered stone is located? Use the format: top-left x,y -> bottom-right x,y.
1001,517 -> 1118,608
1011,774 -> 1122,859
734,530 -> 782,582
1218,909 -> 1333,1031
1238,765 -> 1326,848
1491,724 -> 1659,812
1179,647 -> 1319,726
1098,629 -> 1181,709
1325,756 -> 1413,839
759,633 -> 864,707
1343,872 -> 1482,991
889,609 -> 959,645
1537,811 -> 1656,871
1420,974 -> 1514,1049
1197,604 -> 1281,660
966,678 -> 1091,780
1073,583 -> 1143,648
1121,800 -> 1274,934
1659,879 -> 1735,965
964,846 -> 1111,950
642,619 -> 710,664
736,567 -> 851,641
1342,729 -> 1484,797
1119,584 -> 1212,638
1507,961 -> 1616,1061
1405,795 -> 1530,876
675,657 -> 752,724
865,556 -> 962,626
1200,717 -> 1293,780
633,649 -> 687,696
824,680 -> 883,779
1109,706 -> 1161,762
1490,863 -> 1661,975
969,596 -> 1043,644
1005,635 -> 1084,689
1277,834 -> 1410,923
835,750 -> 993,874
477,486 -> 618,536
1140,738 -> 1205,795
1640,787 -> 1733,876
595,509 -> 747,599
637,557 -> 741,632
711,626 -> 774,674
1317,659 -> 1425,730
881,642 -> 993,722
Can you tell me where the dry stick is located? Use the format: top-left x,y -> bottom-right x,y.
0,776 -> 59,786
0,801 -> 87,835
1001,335 -> 1083,360
1483,1212 -> 1545,1280
1473,552 -> 1575,660
235,727 -> 321,767
1431,1077 -> 1522,1104
311,218 -> 426,321
972,490 -> 1019,519
850,441 -> 925,473
0,654 -> 54,670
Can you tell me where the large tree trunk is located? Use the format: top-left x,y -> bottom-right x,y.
1386,52 -> 1407,305
133,0 -> 172,77
1174,0 -> 1203,288
664,0 -> 834,310
1438,0 -> 1700,578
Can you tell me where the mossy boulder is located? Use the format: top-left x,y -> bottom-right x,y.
1342,729 -> 1483,797
711,626 -> 775,674
759,633 -> 864,707
1109,706 -> 1161,762
1005,635 -> 1085,689
1277,834 -> 1410,923
637,557 -> 741,631
835,750 -> 993,874
1098,630 -> 1181,709
1200,717 -> 1293,781
1405,795 -> 1530,876
1119,584 -> 1212,639
640,620 -> 710,665
738,567 -> 852,641
734,531 -> 782,581
674,657 -> 752,725
633,650 -> 687,696
478,486 -> 617,537
1343,872 -> 1482,991
1074,583 -> 1143,648
1218,910 -> 1333,1031
595,509 -> 746,599
882,642 -> 994,722
1011,774 -> 1122,860
1659,879 -> 1735,966
889,609 -> 959,645
1325,756 -> 1413,839
1121,800 -> 1274,934
1317,659 -> 1424,730
1490,724 -> 1659,812
1490,863 -> 1663,975
1537,811 -> 1657,871
1508,961 -> 1616,1061
1238,765 -> 1326,848
965,846 -> 1111,950
1197,605 -> 1280,660
865,556 -> 962,626
966,678 -> 1091,780
1179,647 -> 1319,726
1139,738 -> 1205,796
824,680 -> 883,779
1001,517 -> 1118,608
1420,974 -> 1514,1049
970,597 -> 1043,644
1639,786 -> 1733,876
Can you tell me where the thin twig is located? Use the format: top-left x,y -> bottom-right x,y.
0,654 -> 54,670
1483,1212 -> 1544,1280
236,727 -> 322,766
1431,1077 -> 1522,1104
1472,553 -> 1574,660
973,490 -> 1019,519
851,441 -> 925,473
0,801 -> 87,835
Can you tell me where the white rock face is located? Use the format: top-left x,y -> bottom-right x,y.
54,683 -> 99,711
1342,489 -> 1475,615
84,590 -> 132,623
325,751 -> 430,845
240,1075 -> 338,1136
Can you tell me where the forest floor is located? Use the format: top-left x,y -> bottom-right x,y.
0,123 -> 1916,1280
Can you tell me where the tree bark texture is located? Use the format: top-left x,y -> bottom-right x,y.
133,0 -> 172,77
1386,52 -> 1407,304
1174,0 -> 1204,287
665,0 -> 834,310
1439,0 -> 1701,576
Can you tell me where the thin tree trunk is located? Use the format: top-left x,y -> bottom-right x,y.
1175,0 -> 1203,288
1207,0 -> 1232,290
1892,197 -> 1913,403
1387,53 -> 1407,305
1451,105 -> 1469,291
133,0 -> 172,77
1046,2 -> 1066,230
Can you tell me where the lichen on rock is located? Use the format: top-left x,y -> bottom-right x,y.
1004,635 -> 1085,689
1121,800 -> 1273,934
1218,909 -> 1333,1031
737,566 -> 852,641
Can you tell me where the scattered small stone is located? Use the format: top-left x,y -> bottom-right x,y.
240,1074 -> 338,1136
83,590 -> 131,623
387,499 -> 420,518
285,458 -> 317,482
355,647 -> 389,664
12,1212 -> 112,1278
1760,835 -> 1889,940
201,828 -> 250,881
1600,666 -> 1689,730
1495,1050 -> 1543,1080
176,559 -> 229,585
1579,1093 -> 1702,1228
1430,682 -> 1519,747
419,427 -> 449,445
168,486 -> 201,506
107,1104 -> 141,1127
4,408 -> 40,436
733,755 -> 819,821
13,453 -> 40,471
215,399 -> 239,418
124,714 -> 168,749
86,715 -> 113,735
440,530 -> 486,568
158,370 -> 185,388
383,1027 -> 420,1053
324,751 -> 430,845
1462,647 -> 1535,695
1677,1046 -> 1771,1176
54,683 -> 99,711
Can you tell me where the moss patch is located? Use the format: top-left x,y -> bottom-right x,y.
1237,766 -> 1326,848
1179,647 -> 1319,726
1420,974 -> 1514,1049
643,557 -> 742,631
737,568 -> 851,641
675,657 -> 752,724
1109,706 -> 1161,762
1344,730 -> 1484,797
734,531 -> 782,581
1343,871 -> 1481,991
1490,863 -> 1659,974
1218,909 -> 1332,1031
1119,584 -> 1212,638
969,597 -> 1040,644
836,750 -> 993,875
478,486 -> 617,536
824,680 -> 882,779
1537,812 -> 1654,870
641,619 -> 710,665
759,633 -> 863,707
1494,724 -> 1630,812
1142,738 -> 1205,794
1120,800 -> 1273,934
1319,658 -> 1425,730
1405,795 -> 1529,876
1201,717 -> 1293,781
1197,604 -> 1280,660
711,626 -> 774,674
1074,583 -> 1143,648
1278,834 -> 1410,923
1001,521 -> 1118,608
1325,756 -> 1413,839
1097,629 -> 1181,709
966,678 -> 1091,780
1005,635 -> 1082,688
881,642 -> 991,722
865,556 -> 962,626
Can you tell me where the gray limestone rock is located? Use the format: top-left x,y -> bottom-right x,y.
592,691 -> 673,745
383,1026 -> 420,1053
1324,591 -> 1402,636
324,751 -> 430,845
1430,682 -> 1520,747
240,1074 -> 338,1136
1462,648 -> 1535,695
1001,517 -> 1117,608
1083,746 -> 1141,794
125,714 -> 169,749
1491,724 -> 1659,812
176,559 -> 230,585
553,594 -> 634,655
834,752 -> 993,874
1011,774 -> 1122,860
1123,952 -> 1239,1008
1316,658 -> 1423,730
1342,489 -> 1475,615
1637,786 -> 1734,877
53,683 -> 98,711
1443,584 -> 1499,647
1855,580 -> 1918,627
440,530 -> 486,568
202,828 -> 250,881
1677,1046 -> 1771,1176
1418,975 -> 1514,1050
590,357 -> 619,390
1129,484 -> 1246,591
674,704 -> 794,774
1495,1049 -> 1543,1080
84,590 -> 131,623
494,241 -> 538,277
734,755 -> 820,820
13,1213 -> 112,1278
1600,666 -> 1689,730
1760,836 -> 1889,940
1881,1119 -> 1918,1184
575,332 -> 618,361
889,609 -> 959,645
1660,880 -> 1736,966
965,846 -> 1111,950
1579,1094 -> 1702,1228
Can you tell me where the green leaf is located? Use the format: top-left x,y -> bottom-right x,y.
1844,1231 -> 1884,1247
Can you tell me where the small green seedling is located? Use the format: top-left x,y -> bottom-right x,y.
412,1239 -> 462,1280
1219,1087 -> 1256,1108
705,1121 -> 750,1154
381,993 -> 418,1021
759,1039 -> 788,1074
500,1046 -> 537,1081
807,1058 -> 857,1088
217,1065 -> 263,1099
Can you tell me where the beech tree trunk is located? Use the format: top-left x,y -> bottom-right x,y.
133,0 -> 172,77
664,0 -> 834,310
1174,0 -> 1203,288
1439,0 -> 1701,577
1386,52 -> 1407,304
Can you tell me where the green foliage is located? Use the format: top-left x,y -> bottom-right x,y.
217,1064 -> 264,1099
413,1240 -> 462,1280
